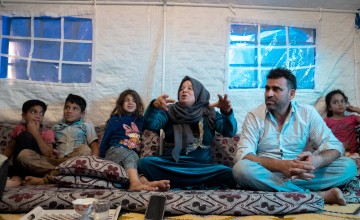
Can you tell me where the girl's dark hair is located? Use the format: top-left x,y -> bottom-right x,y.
110,89 -> 144,117
325,89 -> 348,117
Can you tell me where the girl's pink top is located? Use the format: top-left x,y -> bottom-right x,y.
324,115 -> 359,153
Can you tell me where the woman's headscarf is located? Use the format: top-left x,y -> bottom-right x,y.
167,76 -> 215,162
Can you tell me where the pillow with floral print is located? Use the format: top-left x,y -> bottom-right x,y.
53,175 -> 124,189
56,155 -> 129,184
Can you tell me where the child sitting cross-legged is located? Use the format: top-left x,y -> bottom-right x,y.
24,94 -> 100,185
2,99 -> 55,188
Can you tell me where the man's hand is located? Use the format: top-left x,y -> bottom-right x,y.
153,94 -> 176,111
209,94 -> 232,114
289,151 -> 317,180
277,160 -> 314,180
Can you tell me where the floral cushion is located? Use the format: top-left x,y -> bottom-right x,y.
56,156 -> 129,184
211,133 -> 240,167
53,175 -> 123,189
0,185 -> 324,215
141,129 -> 161,157
341,176 -> 360,203
0,124 -> 14,153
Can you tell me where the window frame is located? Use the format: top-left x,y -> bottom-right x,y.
226,20 -> 318,92
0,15 -> 93,84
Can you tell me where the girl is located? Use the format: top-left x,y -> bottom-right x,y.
324,89 -> 360,157
100,89 -> 170,191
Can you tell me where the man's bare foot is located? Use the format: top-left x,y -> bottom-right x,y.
128,183 -> 158,191
317,188 -> 346,205
24,176 -> 45,185
146,180 -> 170,192
5,176 -> 22,188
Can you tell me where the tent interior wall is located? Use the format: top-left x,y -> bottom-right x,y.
0,0 -> 359,132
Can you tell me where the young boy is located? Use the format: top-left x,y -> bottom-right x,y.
2,99 -> 55,187
24,94 -> 100,185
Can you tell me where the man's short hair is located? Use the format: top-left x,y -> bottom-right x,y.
65,94 -> 87,112
266,67 -> 297,90
22,100 -> 47,113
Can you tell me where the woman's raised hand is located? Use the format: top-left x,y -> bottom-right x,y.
209,94 -> 232,114
153,94 -> 176,111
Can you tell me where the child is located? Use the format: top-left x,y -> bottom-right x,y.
100,89 -> 170,191
324,89 -> 360,157
24,94 -> 100,185
1,100 -> 55,187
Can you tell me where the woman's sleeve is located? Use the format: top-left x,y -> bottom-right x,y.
214,109 -> 238,137
144,100 -> 169,131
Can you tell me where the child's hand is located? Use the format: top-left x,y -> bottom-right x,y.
51,149 -> 59,158
346,106 -> 360,114
26,121 -> 41,136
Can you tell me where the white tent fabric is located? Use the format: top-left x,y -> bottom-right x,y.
0,2 -> 359,133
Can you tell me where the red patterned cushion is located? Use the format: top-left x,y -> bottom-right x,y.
141,130 -> 160,157
211,133 -> 240,167
53,175 -> 123,189
0,124 -> 15,153
56,156 -> 129,184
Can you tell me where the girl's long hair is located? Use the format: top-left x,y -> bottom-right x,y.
110,89 -> 144,117
325,89 -> 348,117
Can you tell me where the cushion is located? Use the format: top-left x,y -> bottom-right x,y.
0,185 -> 324,215
56,156 -> 129,184
211,133 -> 240,167
342,176 -> 360,203
53,175 -> 123,189
0,124 -> 14,153
141,130 -> 160,157
314,96 -> 327,118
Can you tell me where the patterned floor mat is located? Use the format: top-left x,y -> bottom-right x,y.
118,204 -> 360,220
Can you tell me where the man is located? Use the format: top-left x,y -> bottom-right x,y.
232,67 -> 357,205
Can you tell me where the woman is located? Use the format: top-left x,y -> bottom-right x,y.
138,76 -> 237,189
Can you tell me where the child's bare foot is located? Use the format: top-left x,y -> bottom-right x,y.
146,180 -> 170,191
24,176 -> 45,185
317,187 -> 346,205
5,176 -> 22,188
128,183 -> 158,191
139,176 -> 170,191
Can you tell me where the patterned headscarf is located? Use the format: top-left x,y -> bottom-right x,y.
167,76 -> 215,162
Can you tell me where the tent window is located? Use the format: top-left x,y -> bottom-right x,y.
0,16 -> 93,83
228,24 -> 316,90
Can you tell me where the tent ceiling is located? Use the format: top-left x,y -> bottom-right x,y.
178,0 -> 360,11
105,0 -> 360,11
5,0 -> 360,11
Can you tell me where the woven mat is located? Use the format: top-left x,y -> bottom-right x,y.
0,214 -> 22,220
1,204 -> 359,220
119,204 -> 360,220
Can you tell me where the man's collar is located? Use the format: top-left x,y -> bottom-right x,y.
265,101 -> 297,116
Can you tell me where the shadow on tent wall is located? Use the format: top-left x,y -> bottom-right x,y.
356,9 -> 360,29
